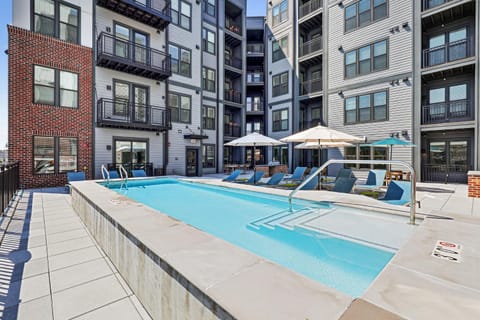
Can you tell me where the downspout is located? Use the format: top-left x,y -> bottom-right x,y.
291,1 -> 297,171
215,0 -> 220,172
163,4 -> 170,175
91,2 -> 96,179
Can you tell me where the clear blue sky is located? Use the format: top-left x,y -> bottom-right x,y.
0,0 -> 266,149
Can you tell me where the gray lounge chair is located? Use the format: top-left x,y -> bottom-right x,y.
332,177 -> 357,193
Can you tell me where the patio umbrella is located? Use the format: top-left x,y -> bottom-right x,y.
370,137 -> 416,171
225,132 -> 285,183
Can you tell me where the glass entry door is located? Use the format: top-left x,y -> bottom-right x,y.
114,140 -> 147,175
134,86 -> 148,122
425,139 -> 470,183
186,148 -> 198,176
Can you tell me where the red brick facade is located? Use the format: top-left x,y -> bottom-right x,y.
468,173 -> 480,198
8,26 -> 93,188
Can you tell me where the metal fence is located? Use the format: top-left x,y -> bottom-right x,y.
422,164 -> 470,184
1,162 -> 20,214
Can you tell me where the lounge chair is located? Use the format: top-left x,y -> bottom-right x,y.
332,177 -> 357,193
258,172 -> 285,187
283,167 -> 307,182
324,168 -> 354,187
355,170 -> 386,191
108,170 -> 120,179
66,171 -> 86,191
300,176 -> 319,190
379,180 -> 412,205
235,171 -> 265,184
222,169 -> 242,181
131,169 -> 147,177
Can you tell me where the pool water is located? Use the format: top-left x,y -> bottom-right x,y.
107,178 -> 394,297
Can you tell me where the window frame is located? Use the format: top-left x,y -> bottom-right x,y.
272,71 -> 289,97
272,35 -> 288,62
202,28 -> 216,55
202,105 -> 216,130
272,108 -> 289,132
344,39 -> 388,79
344,145 -> 388,170
168,92 -> 192,124
272,0 -> 288,27
168,42 -> 192,78
202,67 -> 216,92
33,65 -> 79,108
202,144 -> 216,169
33,136 -> 78,175
171,0 -> 192,31
344,89 -> 389,124
344,0 -> 388,33
31,0 -> 81,44
203,0 -> 215,17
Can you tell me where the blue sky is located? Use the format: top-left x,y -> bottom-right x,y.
0,0 -> 266,149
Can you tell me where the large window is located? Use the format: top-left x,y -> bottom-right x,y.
272,35 -> 288,62
272,0 -> 288,26
202,144 -> 215,168
33,0 -> 80,44
34,65 -> 78,108
272,109 -> 288,131
202,28 -> 215,55
345,0 -> 387,32
168,92 -> 191,123
203,0 -> 215,17
114,139 -> 147,165
272,71 -> 289,97
171,0 -> 191,30
202,106 -> 216,130
345,40 -> 387,78
169,44 -> 191,77
33,136 -> 78,174
202,67 -> 216,92
345,90 -> 388,124
344,145 -> 387,169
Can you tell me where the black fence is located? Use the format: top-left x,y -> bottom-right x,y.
422,164 -> 471,184
1,162 -> 20,214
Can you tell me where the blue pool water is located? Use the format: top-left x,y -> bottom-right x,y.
107,178 -> 394,297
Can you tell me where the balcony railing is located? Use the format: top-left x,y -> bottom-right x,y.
299,37 -> 323,57
225,55 -> 243,70
96,0 -> 171,30
247,44 -> 264,54
97,32 -> 171,80
422,38 -> 473,68
246,98 -> 264,112
422,0 -> 454,11
247,72 -> 264,84
225,17 -> 242,36
300,119 -> 322,130
300,78 -> 322,95
1,162 -> 19,214
422,163 -> 471,183
97,98 -> 171,131
421,100 -> 472,124
299,0 -> 323,19
224,89 -> 242,104
224,123 -> 241,137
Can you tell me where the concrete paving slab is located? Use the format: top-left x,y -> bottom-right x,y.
2,273 -> 50,308
46,228 -> 90,244
44,221 -> 85,235
12,257 -> 48,281
73,297 -> 143,320
339,299 -> 404,320
44,216 -> 81,227
48,246 -> 102,271
26,234 -> 47,249
47,236 -> 94,256
1,295 -> 53,320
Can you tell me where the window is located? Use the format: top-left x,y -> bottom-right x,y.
272,35 -> 288,62
113,81 -> 149,120
33,0 -> 80,44
34,65 -> 78,108
169,44 -> 191,77
202,29 -> 215,54
272,0 -> 288,26
204,0 -> 215,17
272,71 -> 289,97
344,90 -> 388,124
345,0 -> 387,32
171,0 -> 191,30
168,93 -> 191,123
344,145 -> 388,169
114,139 -> 147,166
272,109 -> 288,131
202,67 -> 216,92
33,136 -> 78,174
344,39 -> 387,78
114,24 -> 148,64
202,106 -> 215,130
202,144 -> 215,168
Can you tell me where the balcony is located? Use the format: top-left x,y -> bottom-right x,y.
224,123 -> 241,138
246,98 -> 264,113
225,17 -> 242,36
422,0 -> 455,11
224,89 -> 242,104
96,0 -> 171,30
300,78 -> 322,96
421,100 -> 473,124
300,119 -> 322,130
422,38 -> 474,68
97,32 -> 171,80
246,72 -> 264,85
246,124 -> 264,135
247,44 -> 264,56
225,55 -> 243,70
97,98 -> 171,131
299,0 -> 323,20
299,37 -> 322,58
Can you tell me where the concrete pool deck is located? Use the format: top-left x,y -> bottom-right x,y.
1,178 -> 480,319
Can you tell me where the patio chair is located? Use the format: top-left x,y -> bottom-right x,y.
222,169 -> 242,182
131,169 -> 147,177
324,168 -> 354,187
283,167 -> 307,182
355,170 -> 386,191
258,172 -> 285,187
300,176 -> 319,190
108,170 -> 120,179
332,177 -> 357,193
235,171 -> 265,184
66,171 -> 86,191
378,180 -> 412,206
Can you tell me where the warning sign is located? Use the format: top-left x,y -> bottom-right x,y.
431,240 -> 462,263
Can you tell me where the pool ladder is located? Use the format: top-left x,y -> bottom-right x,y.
101,165 -> 128,190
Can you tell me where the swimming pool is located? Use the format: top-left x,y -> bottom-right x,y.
107,178 -> 394,297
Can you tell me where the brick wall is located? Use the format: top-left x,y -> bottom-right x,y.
8,26 -> 93,189
468,173 -> 480,198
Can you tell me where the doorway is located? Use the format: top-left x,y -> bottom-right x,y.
186,148 -> 199,176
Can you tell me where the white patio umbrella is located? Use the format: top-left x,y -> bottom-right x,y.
224,132 -> 285,183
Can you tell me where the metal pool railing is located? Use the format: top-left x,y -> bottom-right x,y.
1,162 -> 20,214
288,160 -> 417,225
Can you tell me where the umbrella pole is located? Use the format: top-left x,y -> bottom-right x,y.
253,144 -> 256,184
390,145 -> 393,173
318,140 -> 321,190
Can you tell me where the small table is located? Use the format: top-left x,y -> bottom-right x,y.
387,170 -> 403,181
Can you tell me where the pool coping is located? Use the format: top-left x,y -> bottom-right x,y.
71,177 -> 480,320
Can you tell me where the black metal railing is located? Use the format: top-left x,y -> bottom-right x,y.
422,38 -> 473,68
422,0 -> 454,11
246,72 -> 264,83
225,55 -> 243,69
224,89 -> 242,104
107,162 -> 154,177
300,78 -> 322,95
421,100 -> 472,124
299,37 -> 322,57
97,98 -> 171,131
97,32 -> 171,79
225,17 -> 242,36
247,43 -> 264,54
1,162 -> 19,214
224,123 -> 241,137
246,98 -> 264,112
299,0 -> 323,19
422,163 -> 471,183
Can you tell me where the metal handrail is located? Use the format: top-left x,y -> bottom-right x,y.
101,165 -> 110,185
288,159 -> 417,225
119,165 -> 128,190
